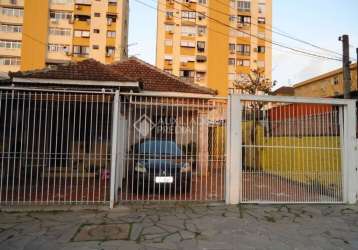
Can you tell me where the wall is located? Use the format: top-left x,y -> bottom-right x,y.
242,123 -> 342,189
21,0 -> 49,71
294,64 -> 358,98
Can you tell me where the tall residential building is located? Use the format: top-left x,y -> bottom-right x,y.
0,0 -> 129,73
156,0 -> 272,96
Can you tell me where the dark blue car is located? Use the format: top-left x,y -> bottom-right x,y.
127,140 -> 192,193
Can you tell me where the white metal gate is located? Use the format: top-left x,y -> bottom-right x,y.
0,87 -> 117,206
116,93 -> 227,202
227,95 -> 357,204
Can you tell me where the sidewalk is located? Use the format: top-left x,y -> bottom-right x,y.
0,204 -> 358,250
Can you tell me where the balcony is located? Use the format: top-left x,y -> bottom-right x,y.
180,76 -> 195,83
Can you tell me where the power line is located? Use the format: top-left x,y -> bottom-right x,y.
148,0 -> 344,61
211,0 -> 345,58
136,0 -> 339,62
145,0 -> 342,62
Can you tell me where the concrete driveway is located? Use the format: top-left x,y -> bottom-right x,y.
0,204 -> 358,250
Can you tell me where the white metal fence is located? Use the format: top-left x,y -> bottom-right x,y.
227,95 -> 357,204
0,87 -> 116,206
1,88 -> 357,207
116,93 -> 227,202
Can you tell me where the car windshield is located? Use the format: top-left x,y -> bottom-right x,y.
135,140 -> 183,156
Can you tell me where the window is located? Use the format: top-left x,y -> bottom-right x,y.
257,46 -> 265,53
1,7 -> 23,17
107,31 -> 116,38
0,40 -> 21,49
180,70 -> 195,78
108,0 -> 117,5
0,57 -> 20,65
73,45 -> 89,56
107,14 -> 117,25
50,11 -> 72,20
237,44 -> 250,55
94,12 -> 100,17
74,14 -> 91,22
198,0 -> 207,4
181,26 -> 196,36
106,46 -> 115,56
166,11 -> 174,18
181,11 -> 196,20
258,17 -> 266,24
229,43 -> 236,53
197,41 -> 205,52
164,39 -> 173,46
0,24 -> 22,33
333,76 -> 339,85
237,1 -> 251,12
93,29 -> 100,34
165,24 -> 174,33
92,45 -> 99,49
51,0 -> 74,4
238,15 -> 251,24
197,12 -> 206,21
238,59 -> 250,67
74,30 -> 90,38
48,44 -> 70,53
180,56 -> 195,63
197,25 -> 206,35
228,58 -> 236,65
258,3 -> 266,14
49,27 -> 71,36
180,40 -> 195,48
164,55 -> 173,61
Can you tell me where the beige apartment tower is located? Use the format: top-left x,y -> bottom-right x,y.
0,0 -> 129,73
156,0 -> 272,96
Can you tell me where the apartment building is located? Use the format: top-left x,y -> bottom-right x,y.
156,0 -> 272,96
0,0 -> 129,72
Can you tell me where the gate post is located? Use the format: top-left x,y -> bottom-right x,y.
342,101 -> 357,204
226,95 -> 241,204
110,90 -> 120,208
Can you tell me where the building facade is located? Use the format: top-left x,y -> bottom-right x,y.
0,0 -> 129,72
156,0 -> 272,96
294,63 -> 358,98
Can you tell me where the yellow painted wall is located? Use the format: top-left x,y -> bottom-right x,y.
21,0 -> 49,71
242,123 -> 342,188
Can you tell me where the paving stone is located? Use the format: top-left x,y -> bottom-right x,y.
1,204 -> 358,249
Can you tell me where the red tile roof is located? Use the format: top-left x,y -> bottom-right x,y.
10,59 -> 135,82
9,57 -> 217,95
110,57 -> 217,95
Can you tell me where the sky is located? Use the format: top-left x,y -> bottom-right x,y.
128,0 -> 358,88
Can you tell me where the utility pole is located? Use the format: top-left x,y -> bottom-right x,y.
339,35 -> 352,99
356,48 -> 358,92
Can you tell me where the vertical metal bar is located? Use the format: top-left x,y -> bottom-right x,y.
110,91 -> 119,208
226,94 -> 241,204
344,102 -> 357,204
11,92 -> 20,204
5,90 -> 14,203
17,92 -> 26,203
46,93 -> 55,203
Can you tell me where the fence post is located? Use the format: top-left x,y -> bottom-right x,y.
225,94 -> 241,204
110,90 -> 119,208
345,101 -> 357,204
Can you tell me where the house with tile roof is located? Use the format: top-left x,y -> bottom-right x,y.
6,57 -> 217,96
0,57 -> 225,205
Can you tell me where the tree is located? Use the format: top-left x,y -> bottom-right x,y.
232,69 -> 275,171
